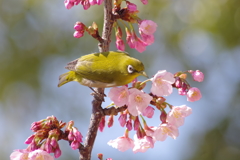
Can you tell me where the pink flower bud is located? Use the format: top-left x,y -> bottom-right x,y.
98,117 -> 105,132
187,87 -> 202,102
54,147 -> 61,158
126,28 -> 135,48
118,113 -> 127,127
74,22 -> 85,31
64,0 -> 74,9
126,1 -> 137,12
134,117 -> 140,131
72,127 -> 83,142
107,115 -> 114,128
45,138 -> 53,153
141,0 -> 148,5
96,0 -> 103,5
142,106 -> 155,118
190,70 -> 204,82
74,0 -> 82,5
73,31 -> 84,38
174,77 -> 182,88
178,88 -> 187,95
50,137 -> 58,148
160,111 -> 167,123
82,0 -> 90,10
116,38 -> 125,51
25,135 -> 35,144
68,130 -> 74,141
71,140 -> 80,150
126,120 -> 133,131
89,0 -> 97,5
98,153 -> 103,160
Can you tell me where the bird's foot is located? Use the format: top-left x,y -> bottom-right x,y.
89,87 -> 106,101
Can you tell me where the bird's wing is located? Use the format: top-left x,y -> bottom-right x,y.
65,59 -> 78,71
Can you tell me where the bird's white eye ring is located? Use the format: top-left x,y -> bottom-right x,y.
127,65 -> 134,74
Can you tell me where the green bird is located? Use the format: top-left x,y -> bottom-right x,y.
58,51 -> 147,88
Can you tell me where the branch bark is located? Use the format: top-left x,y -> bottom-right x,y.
79,0 -> 115,160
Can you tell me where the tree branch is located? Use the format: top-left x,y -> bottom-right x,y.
79,0 -> 115,160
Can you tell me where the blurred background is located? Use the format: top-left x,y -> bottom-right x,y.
1,0 -> 240,159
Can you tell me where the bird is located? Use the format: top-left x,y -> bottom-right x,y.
58,51 -> 148,89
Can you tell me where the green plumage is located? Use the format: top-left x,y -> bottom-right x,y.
58,51 -> 147,88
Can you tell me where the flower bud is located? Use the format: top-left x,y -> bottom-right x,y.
187,87 -> 202,102
189,70 -> 204,82
134,117 -> 140,131
98,116 -> 105,132
73,31 -> 84,38
71,140 -> 80,150
142,106 -> 155,118
107,115 -> 114,128
54,147 -> 62,158
118,112 -> 127,127
160,111 -> 167,123
126,120 -> 132,131
98,153 -> 103,160
74,22 -> 85,31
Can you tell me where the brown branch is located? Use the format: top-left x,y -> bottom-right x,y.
103,106 -> 128,116
79,0 -> 115,160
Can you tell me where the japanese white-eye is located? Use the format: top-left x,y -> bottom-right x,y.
58,51 -> 147,88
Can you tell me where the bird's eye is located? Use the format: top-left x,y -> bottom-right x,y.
127,65 -> 134,74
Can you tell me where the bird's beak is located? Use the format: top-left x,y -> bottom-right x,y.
140,71 -> 149,78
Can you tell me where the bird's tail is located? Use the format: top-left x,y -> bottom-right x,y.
58,71 -> 77,87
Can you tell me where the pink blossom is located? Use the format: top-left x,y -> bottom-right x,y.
116,38 -> 125,51
153,123 -> 179,141
134,36 -> 147,53
187,87 -> 202,102
128,88 -> 152,116
167,105 -> 192,127
107,136 -> 134,152
190,70 -> 204,82
10,149 -> 29,160
73,31 -> 84,38
140,32 -> 154,45
151,70 -> 175,96
10,149 -> 54,160
133,135 -> 154,153
108,86 -> 129,106
141,0 -> 148,5
127,1 -> 137,12
139,20 -> 157,35
144,126 -> 157,138
142,106 -> 155,118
